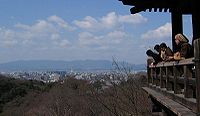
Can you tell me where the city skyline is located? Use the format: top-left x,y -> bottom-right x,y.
0,0 -> 193,64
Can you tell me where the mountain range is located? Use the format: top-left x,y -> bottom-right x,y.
0,60 -> 146,72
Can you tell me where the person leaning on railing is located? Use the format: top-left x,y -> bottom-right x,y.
146,44 -> 162,65
159,42 -> 174,61
173,33 -> 194,60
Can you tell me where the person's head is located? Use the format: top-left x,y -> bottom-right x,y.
159,42 -> 167,52
146,49 -> 153,56
154,44 -> 160,52
175,33 -> 189,45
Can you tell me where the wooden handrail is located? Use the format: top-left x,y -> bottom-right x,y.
147,57 -> 196,112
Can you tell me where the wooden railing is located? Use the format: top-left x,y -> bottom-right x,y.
145,38 -> 200,115
147,57 -> 197,112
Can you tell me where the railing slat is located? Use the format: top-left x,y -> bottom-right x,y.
194,38 -> 200,113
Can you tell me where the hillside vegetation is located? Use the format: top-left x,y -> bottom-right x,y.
0,75 -> 54,114
0,72 -> 151,116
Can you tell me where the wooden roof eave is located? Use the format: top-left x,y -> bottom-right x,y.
119,0 -> 193,14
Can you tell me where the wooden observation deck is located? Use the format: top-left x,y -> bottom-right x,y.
119,0 -> 200,115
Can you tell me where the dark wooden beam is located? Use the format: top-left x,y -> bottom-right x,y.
130,7 -> 146,14
159,8 -> 163,12
119,0 -> 192,14
171,11 -> 183,52
164,8 -> 168,12
192,0 -> 200,41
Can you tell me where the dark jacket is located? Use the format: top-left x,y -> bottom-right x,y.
146,49 -> 162,64
179,42 -> 193,58
165,47 -> 173,56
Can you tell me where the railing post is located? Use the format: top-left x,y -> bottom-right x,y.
173,66 -> 181,94
194,38 -> 200,113
173,66 -> 178,93
151,68 -> 155,85
184,65 -> 193,98
156,68 -> 159,86
147,58 -> 153,85
166,67 -> 172,91
160,67 -> 165,88
147,67 -> 151,85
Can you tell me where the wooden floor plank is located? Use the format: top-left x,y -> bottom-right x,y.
142,87 -> 196,116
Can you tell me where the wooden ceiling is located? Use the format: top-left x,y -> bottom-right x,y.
119,0 -> 193,14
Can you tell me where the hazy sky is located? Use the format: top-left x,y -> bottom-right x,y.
0,0 -> 193,64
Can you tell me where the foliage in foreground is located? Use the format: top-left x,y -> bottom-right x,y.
1,72 -> 151,116
0,75 -> 54,114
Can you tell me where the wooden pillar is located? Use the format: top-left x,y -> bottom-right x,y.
171,11 -> 183,52
194,38 -> 200,113
192,0 -> 200,41
191,0 -> 200,113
